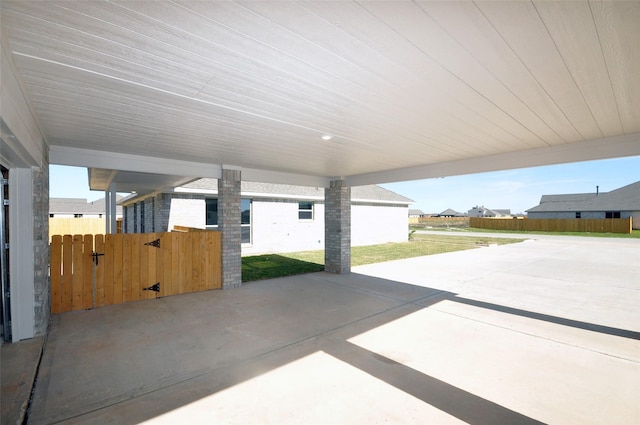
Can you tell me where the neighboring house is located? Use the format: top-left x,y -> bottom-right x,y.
467,206 -> 511,218
49,196 -> 124,237
436,208 -> 467,217
409,209 -> 425,218
49,196 -> 123,218
120,179 -> 413,256
527,181 -> 640,229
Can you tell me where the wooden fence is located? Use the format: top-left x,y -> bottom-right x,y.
49,218 -> 122,240
470,217 -> 632,234
409,217 -> 470,228
50,231 -> 222,314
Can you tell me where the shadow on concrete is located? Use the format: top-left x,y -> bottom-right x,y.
26,270 -> 638,424
451,296 -> 640,341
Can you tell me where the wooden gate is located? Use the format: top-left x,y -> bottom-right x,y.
50,231 -> 222,314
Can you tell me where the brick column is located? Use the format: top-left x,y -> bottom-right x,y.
219,168 -> 242,288
325,179 -> 351,274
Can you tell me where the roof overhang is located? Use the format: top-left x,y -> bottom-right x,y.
2,1 -> 640,193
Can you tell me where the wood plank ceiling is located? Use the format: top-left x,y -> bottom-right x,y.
1,1 -> 639,185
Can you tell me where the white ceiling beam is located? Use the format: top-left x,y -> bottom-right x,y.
347,133 -> 640,186
50,145 -> 221,178
240,167 -> 330,188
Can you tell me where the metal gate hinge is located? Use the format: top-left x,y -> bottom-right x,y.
143,282 -> 160,292
144,238 -> 160,248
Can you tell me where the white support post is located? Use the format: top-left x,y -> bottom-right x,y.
9,168 -> 35,341
109,185 -> 117,234
105,189 -> 111,234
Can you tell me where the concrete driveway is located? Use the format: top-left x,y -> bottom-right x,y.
26,235 -> 640,424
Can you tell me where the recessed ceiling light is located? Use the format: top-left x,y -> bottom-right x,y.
322,135 -> 332,141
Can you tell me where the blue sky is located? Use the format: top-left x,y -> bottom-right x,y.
51,155 -> 639,215
380,156 -> 640,214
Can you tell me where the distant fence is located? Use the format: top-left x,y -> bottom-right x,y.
49,231 -> 222,314
49,218 -> 122,240
409,217 -> 470,228
470,217 -> 632,234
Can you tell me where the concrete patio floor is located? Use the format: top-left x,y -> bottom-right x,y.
6,234 -> 640,424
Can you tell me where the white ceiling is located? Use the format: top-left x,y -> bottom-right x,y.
1,1 -> 639,191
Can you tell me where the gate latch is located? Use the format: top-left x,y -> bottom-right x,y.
92,251 -> 105,265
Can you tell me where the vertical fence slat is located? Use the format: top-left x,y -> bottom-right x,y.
95,234 -> 105,308
103,234 -> 114,307
191,232 -> 201,292
214,232 -> 222,289
62,235 -> 73,312
123,234 -> 132,303
71,235 -> 84,310
139,235 -> 149,300
158,233 -> 168,298
132,235 -> 142,301
145,233 -> 157,300
184,233 -> 193,294
176,233 -> 186,294
171,233 -> 181,295
113,234 -> 123,305
161,233 -> 172,297
82,235 -> 93,310
202,232 -> 212,290
155,233 -> 165,297
50,235 -> 62,314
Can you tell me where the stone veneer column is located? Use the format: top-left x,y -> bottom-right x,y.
33,160 -> 49,337
325,179 -> 351,274
218,169 -> 242,288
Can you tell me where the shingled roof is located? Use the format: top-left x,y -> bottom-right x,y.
174,179 -> 413,204
527,181 -> 640,213
50,196 -> 123,215
438,208 -> 466,217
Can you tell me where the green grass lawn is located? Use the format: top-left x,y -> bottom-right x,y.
242,233 -> 524,282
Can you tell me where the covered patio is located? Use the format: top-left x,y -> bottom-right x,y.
1,2 -> 639,423
2,0 -> 640,343
4,234 -> 638,424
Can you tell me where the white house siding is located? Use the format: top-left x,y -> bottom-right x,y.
243,200 -> 408,256
352,203 -> 407,246
242,199 -> 325,256
123,194 -> 410,255
168,197 -> 206,230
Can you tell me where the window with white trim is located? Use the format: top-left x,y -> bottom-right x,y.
206,198 -> 252,244
298,201 -> 313,220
